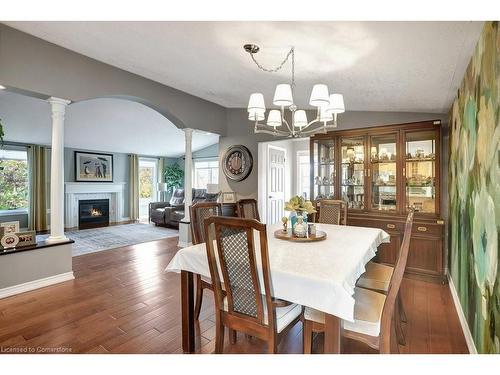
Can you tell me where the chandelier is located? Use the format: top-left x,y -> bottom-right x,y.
244,44 -> 345,138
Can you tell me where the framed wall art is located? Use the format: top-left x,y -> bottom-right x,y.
75,151 -> 113,182
221,192 -> 236,204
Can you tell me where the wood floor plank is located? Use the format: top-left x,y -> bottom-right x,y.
0,236 -> 468,354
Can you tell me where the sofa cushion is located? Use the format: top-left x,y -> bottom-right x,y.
169,188 -> 185,206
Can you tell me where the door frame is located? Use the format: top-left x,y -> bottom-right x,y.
138,157 -> 159,219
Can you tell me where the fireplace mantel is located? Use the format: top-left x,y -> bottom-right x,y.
64,182 -> 127,229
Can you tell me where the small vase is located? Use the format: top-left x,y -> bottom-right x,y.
289,211 -> 297,231
294,216 -> 307,238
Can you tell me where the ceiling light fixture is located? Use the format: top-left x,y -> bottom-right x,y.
0,85 -> 6,90
244,44 -> 345,138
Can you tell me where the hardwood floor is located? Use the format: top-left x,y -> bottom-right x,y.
0,237 -> 468,354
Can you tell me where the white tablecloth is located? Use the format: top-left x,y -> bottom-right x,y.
165,223 -> 389,322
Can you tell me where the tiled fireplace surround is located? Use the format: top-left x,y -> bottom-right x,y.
64,182 -> 128,229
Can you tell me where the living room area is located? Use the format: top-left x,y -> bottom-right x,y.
0,88 -> 221,257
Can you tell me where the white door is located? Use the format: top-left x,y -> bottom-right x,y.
267,146 -> 286,224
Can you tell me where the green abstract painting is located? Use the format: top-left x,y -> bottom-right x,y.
449,21 -> 500,354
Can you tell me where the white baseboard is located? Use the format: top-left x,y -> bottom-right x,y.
448,274 -> 477,354
0,272 -> 75,299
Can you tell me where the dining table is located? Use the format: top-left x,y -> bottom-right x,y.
165,222 -> 390,354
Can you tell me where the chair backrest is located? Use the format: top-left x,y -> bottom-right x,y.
236,199 -> 260,221
190,202 -> 223,245
317,199 -> 347,225
379,211 -> 414,353
203,216 -> 276,330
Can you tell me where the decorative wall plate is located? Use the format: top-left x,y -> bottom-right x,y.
222,145 -> 253,182
1,233 -> 19,249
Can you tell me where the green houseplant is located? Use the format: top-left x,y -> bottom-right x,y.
164,163 -> 184,193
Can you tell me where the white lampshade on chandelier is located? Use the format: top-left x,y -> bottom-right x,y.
244,44 -> 345,138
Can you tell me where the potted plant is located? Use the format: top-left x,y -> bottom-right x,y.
164,163 -> 184,194
284,195 -> 316,231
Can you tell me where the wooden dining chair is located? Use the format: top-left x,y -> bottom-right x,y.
302,211 -> 414,354
317,199 -> 347,225
190,201 -> 223,320
236,198 -> 260,221
355,211 -> 415,345
204,216 -> 302,353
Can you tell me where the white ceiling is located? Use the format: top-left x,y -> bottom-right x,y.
0,90 -> 219,157
4,21 -> 483,113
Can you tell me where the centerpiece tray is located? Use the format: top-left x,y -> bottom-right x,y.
273,229 -> 327,242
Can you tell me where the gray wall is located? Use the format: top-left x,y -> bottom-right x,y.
0,242 -> 73,290
193,143 -> 218,159
0,24 -> 226,136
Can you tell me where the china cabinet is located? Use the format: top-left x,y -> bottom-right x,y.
310,120 -> 445,282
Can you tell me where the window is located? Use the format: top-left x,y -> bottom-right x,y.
296,151 -> 310,199
0,148 -> 29,212
194,159 -> 219,189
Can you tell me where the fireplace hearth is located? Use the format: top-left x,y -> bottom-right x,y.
78,199 -> 110,229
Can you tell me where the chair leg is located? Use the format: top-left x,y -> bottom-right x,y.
398,292 -> 407,323
194,275 -> 203,321
229,329 -> 237,344
214,314 -> 225,354
395,297 -> 406,346
302,319 -> 313,354
267,336 -> 278,354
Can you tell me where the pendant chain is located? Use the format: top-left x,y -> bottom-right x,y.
249,47 -> 295,91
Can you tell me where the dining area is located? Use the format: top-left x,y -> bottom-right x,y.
165,198 -> 415,354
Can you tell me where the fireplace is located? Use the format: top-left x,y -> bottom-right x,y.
78,199 -> 110,229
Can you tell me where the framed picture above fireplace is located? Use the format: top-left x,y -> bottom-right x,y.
75,151 -> 113,182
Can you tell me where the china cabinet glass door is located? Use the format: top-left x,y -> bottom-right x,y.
369,133 -> 398,211
312,139 -> 336,201
340,136 -> 365,210
404,130 -> 437,214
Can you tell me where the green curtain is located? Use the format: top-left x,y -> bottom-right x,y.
129,154 -> 140,221
27,145 -> 48,232
158,157 -> 164,184
157,157 -> 164,201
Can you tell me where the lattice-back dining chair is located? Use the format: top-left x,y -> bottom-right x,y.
236,198 -> 260,221
190,201 -> 223,320
302,211 -> 414,354
204,216 -> 302,353
317,199 -> 348,225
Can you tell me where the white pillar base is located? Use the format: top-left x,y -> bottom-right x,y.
178,221 -> 192,248
46,235 -> 68,243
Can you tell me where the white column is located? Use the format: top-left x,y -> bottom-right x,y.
47,97 -> 71,243
178,128 -> 193,247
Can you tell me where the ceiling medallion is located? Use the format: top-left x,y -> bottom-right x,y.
245,44 -> 345,138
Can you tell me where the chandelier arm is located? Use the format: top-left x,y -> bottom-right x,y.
281,115 -> 294,134
254,125 -> 291,137
298,123 -> 336,136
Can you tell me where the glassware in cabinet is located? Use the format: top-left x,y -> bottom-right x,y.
404,130 -> 436,214
369,133 -> 398,211
340,136 -> 365,209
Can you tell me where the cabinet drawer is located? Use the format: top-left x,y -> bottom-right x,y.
348,218 -> 403,233
411,222 -> 443,237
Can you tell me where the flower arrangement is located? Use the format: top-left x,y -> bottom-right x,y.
284,196 -> 316,214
